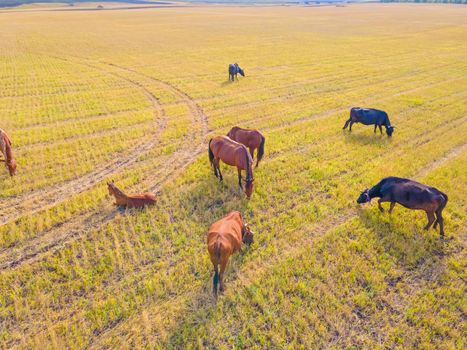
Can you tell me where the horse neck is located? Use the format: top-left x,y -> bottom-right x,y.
368,183 -> 382,199
244,147 -> 252,180
110,186 -> 127,200
5,144 -> 13,163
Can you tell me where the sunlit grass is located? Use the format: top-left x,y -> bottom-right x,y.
0,3 -> 465,349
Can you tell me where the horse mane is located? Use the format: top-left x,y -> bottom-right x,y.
244,146 -> 253,181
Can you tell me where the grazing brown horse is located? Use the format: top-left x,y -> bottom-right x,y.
0,129 -> 17,176
357,177 -> 448,236
208,135 -> 255,199
227,126 -> 265,167
107,181 -> 156,208
207,211 -> 254,297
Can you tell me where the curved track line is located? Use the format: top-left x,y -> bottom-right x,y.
0,59 -> 167,226
0,60 -> 209,270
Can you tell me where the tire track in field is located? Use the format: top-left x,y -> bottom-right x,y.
209,75 -> 464,134
0,60 -> 167,226
0,60 -> 209,270
257,76 -> 466,134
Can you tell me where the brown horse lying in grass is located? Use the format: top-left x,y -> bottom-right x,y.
227,126 -> 265,167
207,211 -> 254,297
0,128 -> 17,176
107,181 -> 156,208
357,177 -> 448,236
208,135 -> 255,199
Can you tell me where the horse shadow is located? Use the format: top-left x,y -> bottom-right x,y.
220,80 -> 234,87
342,130 -> 390,146
357,208 -> 448,276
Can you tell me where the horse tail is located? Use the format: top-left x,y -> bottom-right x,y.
213,240 -> 221,293
213,268 -> 219,292
208,139 -> 214,166
438,192 -> 448,212
257,134 -> 265,163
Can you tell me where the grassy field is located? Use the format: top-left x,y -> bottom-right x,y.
0,3 -> 466,349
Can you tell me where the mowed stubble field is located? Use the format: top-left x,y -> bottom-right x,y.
0,3 -> 466,349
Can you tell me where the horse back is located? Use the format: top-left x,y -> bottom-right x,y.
231,127 -> 262,148
211,135 -> 249,168
208,212 -> 243,256
383,179 -> 444,210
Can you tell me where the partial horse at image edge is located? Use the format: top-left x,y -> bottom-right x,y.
0,128 -> 16,176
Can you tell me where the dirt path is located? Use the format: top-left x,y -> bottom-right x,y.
0,59 -> 209,270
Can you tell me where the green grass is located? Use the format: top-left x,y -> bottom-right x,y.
0,3 -> 465,349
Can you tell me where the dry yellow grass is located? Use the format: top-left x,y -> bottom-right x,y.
0,3 -> 466,349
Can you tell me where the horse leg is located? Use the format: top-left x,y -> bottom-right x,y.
349,121 -> 354,131
389,202 -> 396,214
374,124 -> 377,133
343,119 -> 351,130
379,125 -> 383,134
237,168 -> 243,189
216,159 -> 223,181
219,255 -> 229,293
378,198 -> 388,212
435,209 -> 444,236
424,210 -> 436,231
213,160 -> 219,178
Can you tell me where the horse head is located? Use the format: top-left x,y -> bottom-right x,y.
238,68 -> 245,77
244,177 -> 254,199
356,188 -> 371,204
107,181 -> 116,196
7,158 -> 16,176
242,223 -> 254,244
385,125 -> 395,137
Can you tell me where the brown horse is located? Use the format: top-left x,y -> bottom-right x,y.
227,126 -> 265,167
0,129 -> 16,176
107,181 -> 156,208
208,135 -> 254,199
207,211 -> 254,297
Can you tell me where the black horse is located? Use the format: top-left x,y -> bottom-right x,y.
228,63 -> 245,81
343,107 -> 395,137
357,177 -> 448,236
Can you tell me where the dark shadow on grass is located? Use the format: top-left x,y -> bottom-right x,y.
357,207 -> 447,275
342,130 -> 391,146
220,80 -> 234,87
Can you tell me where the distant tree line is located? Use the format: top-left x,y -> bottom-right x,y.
381,0 -> 466,3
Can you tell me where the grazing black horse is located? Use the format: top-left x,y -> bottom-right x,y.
343,107 -> 395,137
357,177 -> 448,236
228,63 -> 245,81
